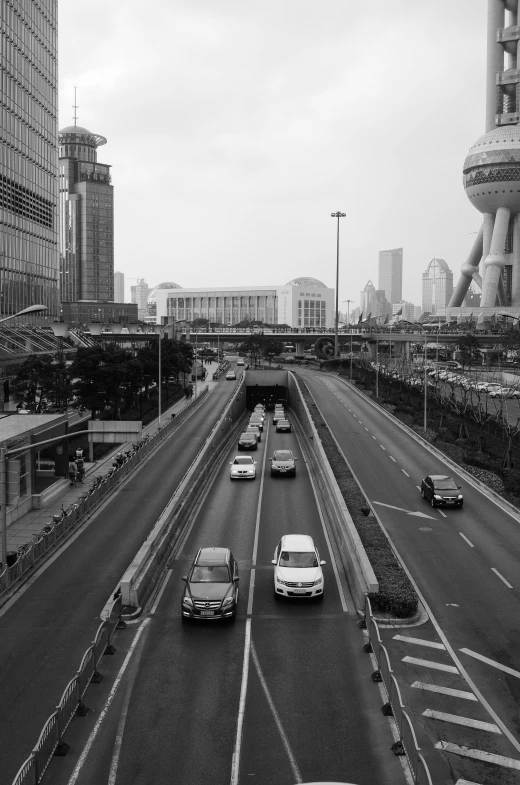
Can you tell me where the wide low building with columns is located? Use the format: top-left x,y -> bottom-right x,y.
153,277 -> 335,329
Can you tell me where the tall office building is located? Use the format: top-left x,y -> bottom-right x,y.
450,0 -> 520,314
378,248 -> 403,306
58,123 -> 114,302
114,271 -> 125,302
0,0 -> 60,318
131,278 -> 150,320
359,280 -> 390,320
422,258 -> 453,315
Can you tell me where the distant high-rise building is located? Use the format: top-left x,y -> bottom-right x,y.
131,279 -> 150,320
422,258 -> 453,314
392,301 -> 416,321
359,280 -> 390,320
114,271 -> 125,302
0,0 -> 60,319
58,122 -> 114,302
378,248 -> 403,306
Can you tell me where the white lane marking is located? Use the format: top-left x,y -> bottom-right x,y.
372,435 -> 377,440
459,648 -> 520,678
247,426 -> 270,616
230,619 -> 252,785
435,741 -> 520,770
402,656 -> 459,673
364,427 -> 369,432
459,532 -> 474,548
491,567 -> 513,588
455,780 -> 487,785
402,469 -> 410,477
411,682 -> 477,701
415,485 -> 421,491
67,618 -> 150,785
250,639 -> 302,784
149,569 -> 172,614
393,635 -> 445,649
302,444 -> 349,613
423,709 -> 501,734
389,456 -> 396,462
380,445 -> 386,450
438,509 -> 447,518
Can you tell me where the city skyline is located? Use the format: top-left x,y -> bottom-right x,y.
58,0 -> 485,310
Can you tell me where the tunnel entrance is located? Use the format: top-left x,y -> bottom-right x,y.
243,370 -> 289,411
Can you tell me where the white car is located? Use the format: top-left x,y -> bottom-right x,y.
254,404 -> 266,414
236,359 -> 245,366
246,424 -> 262,441
272,534 -> 325,599
483,383 -> 505,394
230,456 -> 257,479
226,371 -> 236,380
273,409 -> 285,424
489,386 -> 520,399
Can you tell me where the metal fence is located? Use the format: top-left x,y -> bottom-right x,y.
11,595 -> 124,785
364,596 -> 433,785
0,387 -> 210,599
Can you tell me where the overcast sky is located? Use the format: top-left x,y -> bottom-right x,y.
59,0 -> 487,310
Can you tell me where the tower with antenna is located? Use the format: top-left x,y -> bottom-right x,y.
58,90 -> 114,303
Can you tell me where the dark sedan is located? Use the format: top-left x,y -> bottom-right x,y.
181,547 -> 239,621
420,474 -> 463,508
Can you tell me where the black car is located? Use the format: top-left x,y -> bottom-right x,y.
181,547 -> 239,621
270,449 -> 297,477
420,475 -> 463,508
238,432 -> 258,450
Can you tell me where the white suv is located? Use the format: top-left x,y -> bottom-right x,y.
272,534 -> 325,599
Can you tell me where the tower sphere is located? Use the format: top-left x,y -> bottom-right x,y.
463,126 -> 520,214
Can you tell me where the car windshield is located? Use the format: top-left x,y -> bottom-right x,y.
240,434 -> 255,440
434,479 -> 458,490
190,565 -> 230,582
279,551 -> 318,568
233,457 -> 253,464
273,451 -> 293,461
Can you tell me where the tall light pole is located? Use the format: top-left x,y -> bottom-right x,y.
331,212 -> 346,359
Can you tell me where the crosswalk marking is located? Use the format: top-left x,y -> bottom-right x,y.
411,682 -> 477,701
435,741 -> 520,770
402,656 -> 459,673
423,709 -> 501,733
393,635 -> 445,649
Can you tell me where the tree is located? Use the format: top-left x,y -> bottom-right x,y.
262,338 -> 285,367
458,333 -> 481,370
70,345 -> 134,419
237,335 -> 264,367
12,355 -> 57,410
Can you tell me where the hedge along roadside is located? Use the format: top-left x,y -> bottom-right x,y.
286,372 -> 378,610
292,374 -> 419,619
0,387 -> 211,605
119,378 -> 247,611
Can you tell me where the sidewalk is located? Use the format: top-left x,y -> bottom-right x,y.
6,362 -> 224,552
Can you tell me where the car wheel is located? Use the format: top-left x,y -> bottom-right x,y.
430,497 -> 436,508
421,488 -> 425,498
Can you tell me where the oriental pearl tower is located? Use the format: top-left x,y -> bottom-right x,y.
450,0 -> 520,314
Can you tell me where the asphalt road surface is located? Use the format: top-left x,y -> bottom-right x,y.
42,412 -> 407,785
0,375 -> 242,785
299,368 -> 520,783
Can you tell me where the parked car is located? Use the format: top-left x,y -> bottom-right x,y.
489,386 -> 520,399
246,424 -> 262,441
271,534 -> 325,599
276,418 -> 291,433
479,382 -> 503,393
270,449 -> 297,476
181,547 -> 239,621
230,455 -> 257,479
226,371 -> 236,380
420,474 -> 463,508
238,432 -> 258,451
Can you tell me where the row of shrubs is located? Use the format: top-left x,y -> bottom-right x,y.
295,377 -> 419,619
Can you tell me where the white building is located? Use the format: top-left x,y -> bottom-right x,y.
153,277 -> 335,328
392,301 -> 416,321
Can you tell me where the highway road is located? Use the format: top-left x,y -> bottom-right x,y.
299,368 -> 520,782
0,376 -> 242,785
42,410 -> 406,785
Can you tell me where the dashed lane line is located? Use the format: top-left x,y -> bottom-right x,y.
423,709 -> 501,734
434,741 -> 520,770
491,567 -> 513,589
402,469 -> 410,477
459,532 -> 474,547
459,649 -> 520,679
393,635 -> 445,649
389,456 -> 396,462
380,445 -> 386,450
402,656 -> 459,674
438,509 -> 447,518
411,682 -> 477,701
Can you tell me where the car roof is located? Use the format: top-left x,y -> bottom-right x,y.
281,534 -> 314,551
240,432 -> 256,438
273,449 -> 294,458
429,474 -> 451,481
196,547 -> 230,565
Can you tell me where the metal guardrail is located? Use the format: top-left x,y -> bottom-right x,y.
0,387 -> 210,600
11,596 -> 124,785
364,596 -> 433,784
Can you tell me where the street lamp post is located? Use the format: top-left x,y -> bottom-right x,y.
331,212 -> 346,359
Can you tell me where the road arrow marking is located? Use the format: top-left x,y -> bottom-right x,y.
373,502 -> 435,519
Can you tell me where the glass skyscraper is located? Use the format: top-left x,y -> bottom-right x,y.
378,247 -> 403,306
0,0 -> 60,318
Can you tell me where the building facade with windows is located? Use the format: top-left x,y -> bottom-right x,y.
0,0 -> 60,319
422,258 -> 453,315
114,271 -> 124,302
378,248 -> 403,306
58,124 -> 114,302
130,278 -> 150,320
153,277 -> 334,328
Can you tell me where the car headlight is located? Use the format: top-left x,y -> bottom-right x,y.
182,597 -> 193,606
434,494 -> 442,500
223,596 -> 234,606
314,577 -> 323,585
276,576 -> 285,584
457,494 -> 463,499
